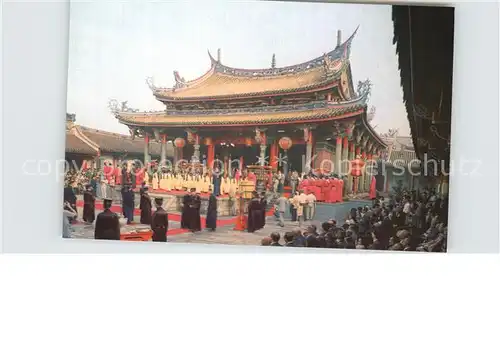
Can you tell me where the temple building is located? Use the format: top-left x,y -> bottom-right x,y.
111,28 -> 387,194
65,113 -> 174,169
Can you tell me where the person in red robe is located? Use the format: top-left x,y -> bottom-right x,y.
322,177 -> 331,203
315,177 -> 324,202
332,178 -> 340,203
369,176 -> 377,199
338,178 -> 344,202
247,170 -> 257,186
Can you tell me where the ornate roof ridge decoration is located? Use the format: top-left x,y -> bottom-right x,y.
207,26 -> 358,78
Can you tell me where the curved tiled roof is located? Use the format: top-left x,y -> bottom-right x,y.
153,28 -> 358,101
65,134 -> 97,155
79,126 -> 165,156
116,101 -> 366,128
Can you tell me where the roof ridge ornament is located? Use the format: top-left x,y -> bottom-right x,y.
173,71 -> 187,89
145,76 -> 156,92
356,79 -> 372,103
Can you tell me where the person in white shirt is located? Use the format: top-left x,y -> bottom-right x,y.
297,190 -> 308,228
305,192 -> 317,221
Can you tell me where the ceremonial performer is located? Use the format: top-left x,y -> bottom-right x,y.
247,191 -> 262,233
139,186 -> 152,225
151,197 -> 169,242
82,184 -> 96,224
94,198 -> 120,240
205,193 -> 217,232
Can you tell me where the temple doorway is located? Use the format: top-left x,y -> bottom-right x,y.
282,144 -> 306,174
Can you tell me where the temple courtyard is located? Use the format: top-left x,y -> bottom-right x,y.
69,198 -> 371,246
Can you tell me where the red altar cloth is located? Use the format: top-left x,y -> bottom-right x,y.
321,179 -> 331,203
313,179 -> 323,202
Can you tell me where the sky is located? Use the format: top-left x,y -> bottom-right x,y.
66,0 -> 410,136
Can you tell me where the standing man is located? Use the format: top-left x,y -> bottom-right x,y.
139,186 -> 152,225
297,189 -> 308,228
275,193 -> 288,227
94,198 -> 120,240
151,197 -> 169,242
259,192 -> 267,230
290,170 -> 299,195
189,189 -> 202,232
82,184 -> 96,224
122,185 -> 135,225
181,189 -> 192,229
247,191 -> 262,233
305,190 -> 317,221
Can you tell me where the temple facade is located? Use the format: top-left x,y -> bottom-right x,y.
110,29 -> 386,194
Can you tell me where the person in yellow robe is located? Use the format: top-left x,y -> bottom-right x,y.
144,171 -> 150,185
165,172 -> 172,191
195,174 -> 203,193
221,176 -> 230,195
229,177 -> 239,198
159,172 -> 167,190
174,173 -> 181,191
152,172 -> 159,190
201,174 -> 210,193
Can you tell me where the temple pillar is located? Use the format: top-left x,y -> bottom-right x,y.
192,134 -> 200,163
144,134 -> 150,166
305,128 -> 314,173
160,134 -> 167,166
341,136 -> 349,177
207,143 -> 215,169
365,153 -> 372,191
347,141 -> 355,194
259,144 -> 267,166
335,136 -> 342,176
360,151 -> 366,193
269,139 -> 278,171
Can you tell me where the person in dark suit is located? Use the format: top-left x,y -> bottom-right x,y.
94,198 -> 120,240
139,186 -> 152,225
189,189 -> 202,232
259,192 -> 267,230
284,232 -> 295,247
181,190 -> 192,229
151,197 -> 169,242
82,184 -> 96,224
247,192 -> 262,233
122,185 -> 135,224
205,193 -> 217,231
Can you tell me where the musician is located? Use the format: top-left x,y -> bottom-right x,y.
151,197 -> 169,242
94,198 -> 120,240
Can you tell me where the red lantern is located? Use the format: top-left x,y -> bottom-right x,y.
174,137 -> 186,148
245,137 -> 253,147
204,137 -> 212,146
350,157 -> 365,177
278,137 -> 292,150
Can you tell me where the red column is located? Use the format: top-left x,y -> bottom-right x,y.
239,156 -> 244,171
270,140 -> 278,171
207,144 -> 215,169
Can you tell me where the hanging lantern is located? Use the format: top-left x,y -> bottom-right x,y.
350,157 -> 365,177
204,137 -> 213,146
245,137 -> 253,147
174,137 -> 186,148
278,137 -> 293,150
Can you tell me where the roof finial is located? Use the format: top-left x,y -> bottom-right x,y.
217,48 -> 221,63
271,53 -> 276,69
337,30 -> 342,47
